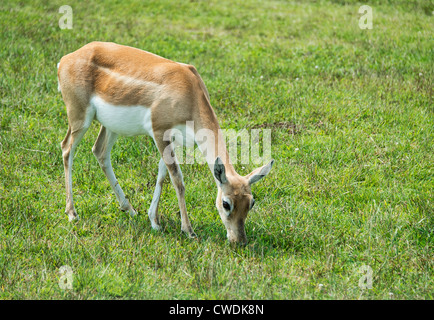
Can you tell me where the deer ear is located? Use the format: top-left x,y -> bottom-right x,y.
214,157 -> 228,185
245,159 -> 274,185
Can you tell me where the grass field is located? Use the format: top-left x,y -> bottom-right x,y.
0,0 -> 433,299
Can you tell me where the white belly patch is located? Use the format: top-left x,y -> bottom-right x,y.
90,95 -> 153,137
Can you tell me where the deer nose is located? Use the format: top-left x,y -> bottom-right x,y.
227,231 -> 247,245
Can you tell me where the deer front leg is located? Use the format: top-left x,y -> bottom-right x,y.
148,158 -> 167,230
153,131 -> 196,238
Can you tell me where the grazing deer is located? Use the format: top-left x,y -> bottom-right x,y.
57,42 -> 274,243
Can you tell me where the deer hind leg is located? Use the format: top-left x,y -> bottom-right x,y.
61,122 -> 92,221
92,125 -> 137,217
153,131 -> 196,238
148,158 -> 167,230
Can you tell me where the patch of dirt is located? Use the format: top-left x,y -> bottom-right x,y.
251,121 -> 302,135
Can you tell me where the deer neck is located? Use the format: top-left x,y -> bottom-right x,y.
193,94 -> 236,181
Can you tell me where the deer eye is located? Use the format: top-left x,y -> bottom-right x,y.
222,200 -> 231,211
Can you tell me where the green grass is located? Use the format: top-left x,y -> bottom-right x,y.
0,0 -> 433,299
